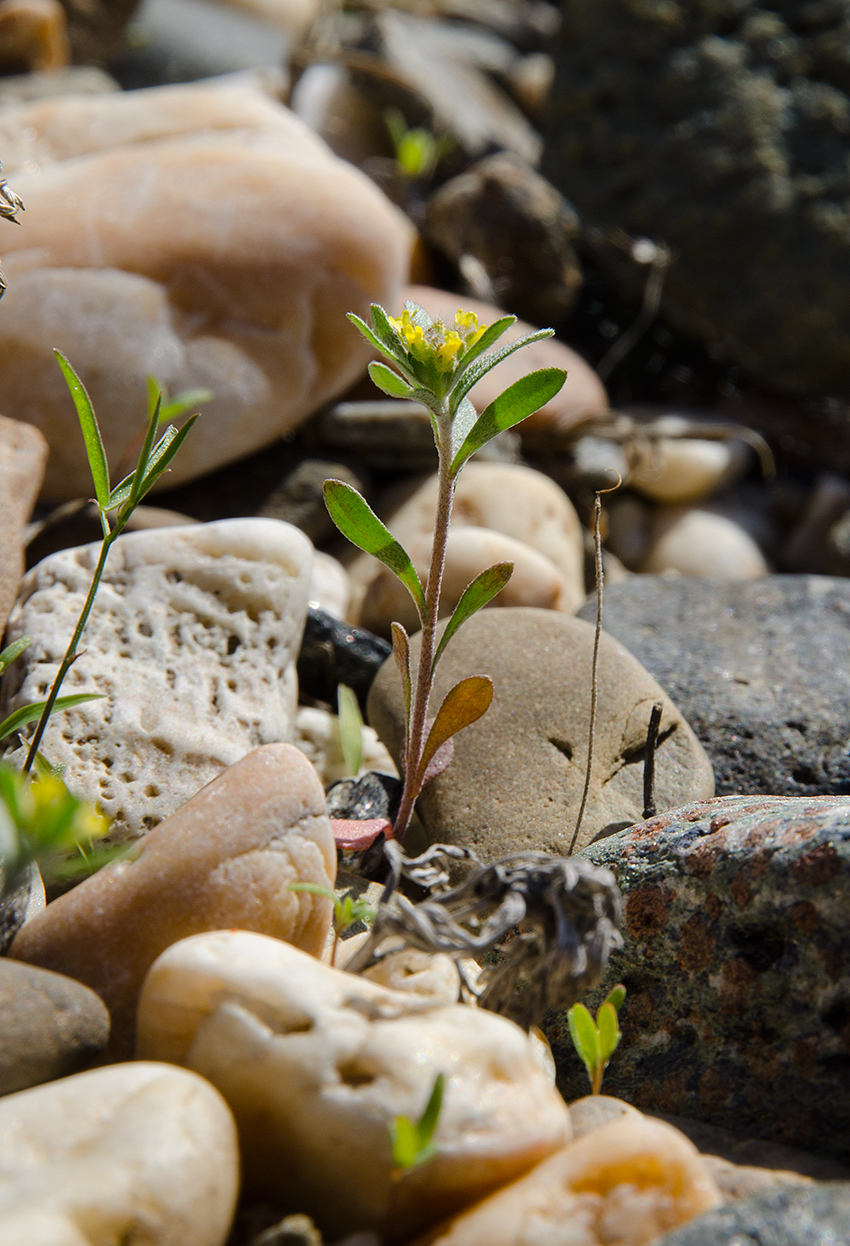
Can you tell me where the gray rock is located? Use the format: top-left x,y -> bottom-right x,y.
297,607 -> 391,714
545,0 -> 850,397
0,958 -> 109,1094
367,607 -> 714,856
325,771 -> 401,824
577,575 -> 850,797
656,1182 -> 850,1245
554,795 -> 850,1163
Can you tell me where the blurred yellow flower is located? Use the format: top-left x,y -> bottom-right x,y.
389,307 -> 488,374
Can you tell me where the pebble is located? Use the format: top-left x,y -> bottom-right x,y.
0,1062 -> 239,1245
347,463 -> 586,628
642,507 -> 769,578
11,743 -> 335,1057
367,607 -> 714,857
357,523 -> 575,638
258,460 -> 366,548
307,551 -> 351,620
0,959 -> 109,1095
629,437 -> 749,505
409,1116 -> 721,1246
296,606 -> 391,713
557,795 -> 850,1163
0,79 -> 412,500
577,574 -> 850,797
2,518 -> 313,843
137,930 -> 573,1242
402,286 -> 609,444
0,414 -> 46,634
0,0 -> 69,73
655,1182 -> 850,1246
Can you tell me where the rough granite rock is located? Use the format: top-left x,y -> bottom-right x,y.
655,1182 -> 850,1246
0,79 -> 411,499
1,519 -> 313,843
551,796 -> 850,1164
0,1062 -> 239,1246
577,575 -> 850,797
11,744 -> 335,1058
0,959 -> 109,1095
545,0 -> 850,396
368,607 -> 714,856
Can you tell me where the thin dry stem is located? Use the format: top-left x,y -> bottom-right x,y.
569,494 -> 604,855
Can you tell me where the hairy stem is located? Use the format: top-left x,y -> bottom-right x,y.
23,532 -> 113,775
393,414 -> 454,840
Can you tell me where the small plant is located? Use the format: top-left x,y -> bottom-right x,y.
391,1071 -> 444,1170
567,984 -> 626,1095
0,761 -> 108,899
0,636 -> 103,750
19,351 -> 199,775
288,881 -> 375,966
325,301 -> 565,841
385,110 -> 452,182
337,683 -> 364,778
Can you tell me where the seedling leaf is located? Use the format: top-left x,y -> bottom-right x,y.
55,351 -> 109,508
417,676 -> 492,785
0,636 -> 31,673
433,563 -> 513,671
368,361 -> 415,399
605,984 -> 627,1014
568,1003 -> 599,1078
0,694 -> 104,743
597,1002 -> 621,1064
392,1072 -> 444,1169
451,369 -> 566,473
324,480 -> 425,616
337,683 -> 364,777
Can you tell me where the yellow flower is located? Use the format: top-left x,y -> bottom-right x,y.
389,306 -> 488,374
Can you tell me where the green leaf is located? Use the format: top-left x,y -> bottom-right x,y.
596,1002 -> 621,1065
125,396 -> 162,512
0,694 -> 104,743
392,1073 -> 444,1169
54,351 -> 109,508
391,622 -> 412,719
451,315 -> 516,381
347,312 -> 390,357
604,984 -> 627,1015
391,1115 -> 420,1169
160,388 -> 213,422
416,676 -> 493,785
368,361 -> 414,399
337,683 -> 364,777
288,882 -> 335,901
451,368 -> 566,474
0,635 -> 31,673
324,480 -> 425,617
568,1003 -> 599,1081
433,563 -> 513,672
416,1072 -> 445,1152
123,415 -> 199,513
448,328 -> 555,415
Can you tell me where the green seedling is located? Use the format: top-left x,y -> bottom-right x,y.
385,109 -> 452,181
568,984 -> 626,1095
20,351 -> 199,775
337,683 -> 364,778
288,882 -> 375,966
391,1072 -> 444,1170
0,761 -> 109,899
327,301 -> 565,841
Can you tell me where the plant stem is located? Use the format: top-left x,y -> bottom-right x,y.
23,533 -> 113,775
393,414 -> 454,840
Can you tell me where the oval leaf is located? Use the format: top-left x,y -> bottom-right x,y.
433,563 -> 513,672
451,368 -> 567,474
596,1001 -> 621,1064
324,480 -> 425,616
416,676 -> 492,785
567,1003 -> 599,1078
368,360 -> 414,399
0,693 -> 105,743
604,983 -> 627,1015
54,351 -> 109,508
0,635 -> 31,672
391,622 -> 412,719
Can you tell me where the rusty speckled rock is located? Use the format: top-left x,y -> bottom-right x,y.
549,796 -> 850,1165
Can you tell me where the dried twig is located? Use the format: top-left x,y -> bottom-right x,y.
596,237 -> 670,383
642,700 -> 664,820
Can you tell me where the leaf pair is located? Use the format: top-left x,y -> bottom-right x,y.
568,985 -> 626,1096
391,1072 -> 445,1170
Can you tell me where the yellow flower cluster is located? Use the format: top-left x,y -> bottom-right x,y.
389,308 -> 487,373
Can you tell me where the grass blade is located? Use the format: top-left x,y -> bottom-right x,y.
54,351 -> 109,507
0,636 -> 31,673
0,693 -> 104,742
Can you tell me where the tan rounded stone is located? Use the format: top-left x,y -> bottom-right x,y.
642,507 -> 769,578
0,0 -> 69,72
0,81 -> 412,500
629,437 -> 749,504
400,286 -> 608,440
138,930 -> 573,1243
567,1094 -> 642,1139
410,1116 -> 721,1246
367,607 -> 715,856
11,744 -> 335,1057
0,413 -> 47,634
0,1062 -> 239,1246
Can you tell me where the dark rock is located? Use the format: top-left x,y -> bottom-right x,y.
656,1182 -> 850,1245
367,607 -> 714,856
425,152 -> 583,326
0,864 -> 41,955
0,958 -> 109,1094
325,771 -> 401,825
297,607 -> 391,713
258,460 -> 364,546
545,0 -> 850,397
577,575 -> 850,798
552,795 -> 850,1163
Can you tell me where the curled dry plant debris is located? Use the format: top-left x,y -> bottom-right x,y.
346,844 -> 622,1031
0,158 -> 23,297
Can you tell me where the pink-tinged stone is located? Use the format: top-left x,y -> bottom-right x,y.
331,817 -> 393,850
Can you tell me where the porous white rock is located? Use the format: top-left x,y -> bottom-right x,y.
1,518 -> 313,842
137,931 -> 573,1242
0,80 -> 412,500
0,1062 -> 239,1246
642,507 -> 769,578
411,1116 -> 722,1246
348,463 -> 585,626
